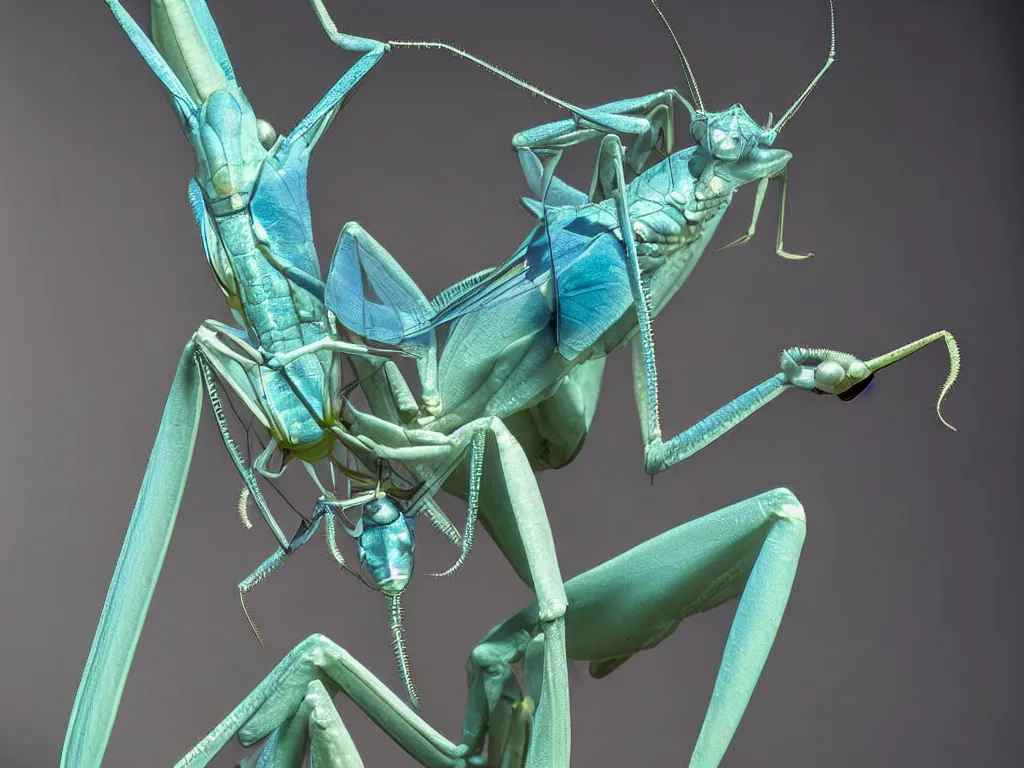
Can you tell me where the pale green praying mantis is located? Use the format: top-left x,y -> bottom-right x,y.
61,1 -> 961,767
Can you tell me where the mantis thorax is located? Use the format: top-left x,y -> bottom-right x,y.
191,89 -> 275,217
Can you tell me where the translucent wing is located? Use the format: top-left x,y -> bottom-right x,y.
324,228 -> 437,348
425,207 -> 634,360
421,235 -> 548,329
547,214 -> 634,360
250,149 -> 322,284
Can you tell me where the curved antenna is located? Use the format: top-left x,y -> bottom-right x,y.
649,0 -> 704,113
310,0 -> 573,114
772,0 -> 836,135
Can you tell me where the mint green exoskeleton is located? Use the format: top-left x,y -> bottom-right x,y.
64,3 -> 582,766
195,1 -> 962,766
58,2 -> 392,765
60,2 -> 528,766
61,2 -> 963,767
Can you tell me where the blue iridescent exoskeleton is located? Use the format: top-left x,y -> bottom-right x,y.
60,3 -> 400,766
64,5 -> 580,767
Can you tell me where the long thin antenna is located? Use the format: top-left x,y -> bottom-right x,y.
772,0 -> 836,135
649,0 -> 704,112
312,0 -> 630,130
388,39 -> 587,118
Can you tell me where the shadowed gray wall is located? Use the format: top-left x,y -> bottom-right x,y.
0,1 -> 1019,766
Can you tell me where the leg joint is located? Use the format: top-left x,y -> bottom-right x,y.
766,486 -> 806,524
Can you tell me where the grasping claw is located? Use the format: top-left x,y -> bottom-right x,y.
780,330 -> 961,431
779,347 -> 873,397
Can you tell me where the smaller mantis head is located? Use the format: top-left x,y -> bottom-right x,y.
192,92 -> 277,215
333,489 -> 422,709
650,0 -> 835,184
688,104 -> 792,184
150,0 -> 279,215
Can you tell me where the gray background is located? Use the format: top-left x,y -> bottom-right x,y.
0,0 -> 1019,766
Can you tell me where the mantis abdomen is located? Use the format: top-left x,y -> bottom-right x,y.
217,210 -> 330,447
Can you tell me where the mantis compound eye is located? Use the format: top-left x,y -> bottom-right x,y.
256,119 -> 277,150
358,497 -> 415,596
689,117 -> 708,144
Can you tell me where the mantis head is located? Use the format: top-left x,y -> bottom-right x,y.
689,104 -> 792,184
191,91 -> 276,215
651,0 -> 835,185
341,493 -> 421,708
147,0 -> 278,214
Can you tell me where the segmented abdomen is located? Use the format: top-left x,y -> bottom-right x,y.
220,213 -> 329,447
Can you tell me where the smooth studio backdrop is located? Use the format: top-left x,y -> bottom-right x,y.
0,1 -> 1019,766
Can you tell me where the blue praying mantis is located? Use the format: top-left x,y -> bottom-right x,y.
62,3 -> 571,767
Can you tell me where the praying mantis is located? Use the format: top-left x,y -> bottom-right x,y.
60,0 -> 963,767
166,1 -> 961,767
62,2 -> 570,767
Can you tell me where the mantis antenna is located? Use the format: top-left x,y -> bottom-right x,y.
388,37 -> 588,118
307,0 -> 581,113
649,0 -> 705,113
772,0 -> 837,135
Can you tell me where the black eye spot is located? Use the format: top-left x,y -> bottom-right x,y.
838,373 -> 875,401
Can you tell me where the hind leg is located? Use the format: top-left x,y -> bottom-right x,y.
470,486 -> 806,767
566,487 -> 806,767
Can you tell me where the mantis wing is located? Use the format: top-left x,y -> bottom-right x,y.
545,212 -> 634,361
250,149 -> 323,284
423,210 -> 632,361
324,222 -> 552,350
61,341 -> 203,768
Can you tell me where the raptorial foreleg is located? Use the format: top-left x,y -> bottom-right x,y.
584,134 -> 957,475
62,341 -> 203,768
716,166 -> 811,260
